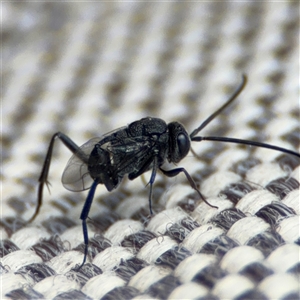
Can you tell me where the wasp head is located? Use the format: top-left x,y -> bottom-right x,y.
167,122 -> 191,163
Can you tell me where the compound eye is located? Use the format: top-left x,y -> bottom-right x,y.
177,133 -> 189,156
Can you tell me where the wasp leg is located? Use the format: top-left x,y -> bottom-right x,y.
159,167 -> 218,209
29,132 -> 88,223
128,156 -> 158,215
75,179 -> 99,271
146,157 -> 158,215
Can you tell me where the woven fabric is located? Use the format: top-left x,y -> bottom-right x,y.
2,2 -> 299,299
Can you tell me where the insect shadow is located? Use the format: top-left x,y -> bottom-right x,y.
28,75 -> 300,270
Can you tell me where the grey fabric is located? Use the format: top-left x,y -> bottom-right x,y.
2,2 -> 299,299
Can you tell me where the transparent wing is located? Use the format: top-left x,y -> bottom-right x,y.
62,137 -> 101,192
109,136 -> 154,174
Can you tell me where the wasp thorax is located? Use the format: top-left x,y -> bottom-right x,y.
88,145 -> 110,176
167,122 -> 191,163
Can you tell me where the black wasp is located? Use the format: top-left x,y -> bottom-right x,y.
28,75 -> 300,269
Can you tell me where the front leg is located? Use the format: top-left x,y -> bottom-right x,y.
159,167 -> 218,209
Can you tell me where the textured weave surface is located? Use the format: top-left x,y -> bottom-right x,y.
1,2 -> 300,300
